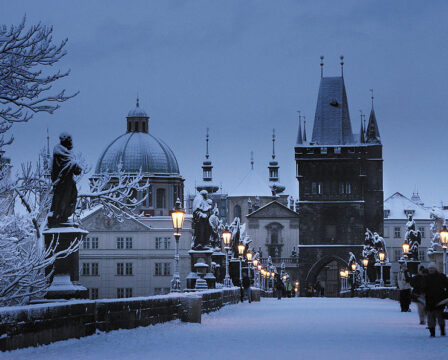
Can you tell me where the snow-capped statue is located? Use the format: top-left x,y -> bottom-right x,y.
191,190 -> 213,250
229,217 -> 241,258
209,204 -> 222,250
404,214 -> 421,260
373,232 -> 388,262
48,132 -> 82,228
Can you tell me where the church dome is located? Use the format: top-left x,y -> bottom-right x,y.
95,100 -> 180,176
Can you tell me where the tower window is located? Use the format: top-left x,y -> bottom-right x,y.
311,182 -> 322,195
156,188 -> 166,209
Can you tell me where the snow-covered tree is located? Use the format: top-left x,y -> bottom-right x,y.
0,16 -> 77,149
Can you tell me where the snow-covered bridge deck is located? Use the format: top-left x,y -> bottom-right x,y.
6,298 -> 448,360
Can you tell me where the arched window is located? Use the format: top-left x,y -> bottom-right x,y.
156,188 -> 166,209
234,205 -> 241,219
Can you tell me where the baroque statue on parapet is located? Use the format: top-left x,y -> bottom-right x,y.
209,204 -> 223,250
229,216 -> 241,258
405,214 -> 421,260
47,132 -> 82,228
373,232 -> 388,263
191,190 -> 213,250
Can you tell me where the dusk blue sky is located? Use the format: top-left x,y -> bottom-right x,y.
1,1 -> 448,206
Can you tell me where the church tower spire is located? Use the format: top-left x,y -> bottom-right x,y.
268,129 -> 285,196
196,128 -> 219,194
366,90 -> 381,144
359,111 -> 365,144
296,111 -> 303,145
303,116 -> 307,142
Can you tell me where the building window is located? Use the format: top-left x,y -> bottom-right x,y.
164,237 -> 171,249
126,288 -> 133,298
155,237 -> 162,249
126,237 -> 133,249
384,210 -> 390,218
384,227 -> 390,238
345,183 -> 351,194
89,288 -> 99,300
117,263 -> 124,276
394,227 -> 401,238
91,237 -> 99,249
334,147 -> 341,154
394,248 -> 402,261
91,263 -> 99,276
156,188 -> 166,209
234,205 -> 241,219
419,227 -> 425,238
125,263 -> 133,275
117,237 -> 124,249
117,288 -> 124,298
320,147 -> 327,154
83,237 -> 90,249
312,182 -> 322,195
418,248 -> 426,261
82,263 -> 90,276
155,263 -> 171,276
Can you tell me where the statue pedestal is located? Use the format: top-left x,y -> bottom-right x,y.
186,249 -> 216,290
229,258 -> 242,287
374,263 -> 391,286
43,225 -> 88,300
399,258 -> 420,275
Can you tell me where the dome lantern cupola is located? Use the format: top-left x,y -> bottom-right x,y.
127,97 -> 149,133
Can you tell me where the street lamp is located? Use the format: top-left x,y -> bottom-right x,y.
246,251 -> 253,286
362,258 -> 369,285
339,269 -> 347,290
170,198 -> 185,292
402,242 -> 410,258
222,225 -> 232,287
350,263 -> 357,288
238,243 -> 245,290
440,224 -> 448,275
378,251 -> 385,287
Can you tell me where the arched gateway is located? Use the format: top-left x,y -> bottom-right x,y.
305,255 -> 347,297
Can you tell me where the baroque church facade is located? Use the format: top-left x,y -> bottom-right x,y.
295,60 -> 383,296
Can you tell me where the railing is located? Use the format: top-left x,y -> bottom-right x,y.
259,257 -> 298,265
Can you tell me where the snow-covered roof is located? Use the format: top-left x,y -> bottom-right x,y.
384,192 -> 431,220
230,168 -> 272,197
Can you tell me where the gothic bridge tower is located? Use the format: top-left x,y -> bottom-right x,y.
295,57 -> 383,296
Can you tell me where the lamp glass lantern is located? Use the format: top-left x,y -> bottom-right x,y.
402,242 -> 410,255
282,275 -> 287,281
257,264 -> 262,271
253,259 -> 259,267
344,270 -> 349,278
246,251 -> 253,262
440,225 -> 448,249
351,263 -> 357,272
222,229 -> 232,249
171,199 -> 186,235
362,258 -> 368,268
238,243 -> 245,257
378,251 -> 385,262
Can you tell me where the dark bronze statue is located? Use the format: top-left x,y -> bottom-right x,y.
191,190 -> 213,249
48,133 -> 82,228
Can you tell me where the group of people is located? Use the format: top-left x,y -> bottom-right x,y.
398,262 -> 448,337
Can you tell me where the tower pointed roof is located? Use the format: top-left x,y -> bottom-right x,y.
311,77 -> 354,145
360,114 -> 365,143
197,128 -> 219,194
296,113 -> 303,145
366,107 -> 381,144
303,117 -> 307,142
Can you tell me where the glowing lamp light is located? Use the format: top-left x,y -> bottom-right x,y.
378,251 -> 385,262
294,287 -> 298,292
351,263 -> 357,272
267,271 -> 271,278
440,225 -> 448,249
271,272 -> 275,279
283,275 -> 287,281
170,199 -> 185,235
238,243 -> 245,256
222,227 -> 232,249
295,281 -> 299,287
344,270 -> 349,278
340,270 -> 345,278
257,264 -> 262,271
402,242 -> 410,255
246,251 -> 253,262
253,259 -> 259,267
362,258 -> 369,268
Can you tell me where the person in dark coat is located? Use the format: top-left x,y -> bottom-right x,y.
408,266 -> 427,325
398,265 -> 412,312
275,274 -> 284,300
242,272 -> 251,303
423,262 -> 448,337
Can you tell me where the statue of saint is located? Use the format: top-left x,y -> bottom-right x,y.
209,204 -> 221,250
48,133 -> 82,228
405,214 -> 421,260
192,190 -> 212,249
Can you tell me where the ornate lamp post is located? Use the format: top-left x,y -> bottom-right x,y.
378,251 -> 385,287
350,262 -> 357,288
222,225 -> 233,287
440,224 -> 448,275
170,199 -> 186,293
339,269 -> 346,290
253,258 -> 259,287
362,258 -> 369,285
246,250 -> 253,283
238,243 -> 245,289
344,269 -> 349,289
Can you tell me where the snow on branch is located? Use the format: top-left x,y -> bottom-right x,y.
0,16 -> 78,149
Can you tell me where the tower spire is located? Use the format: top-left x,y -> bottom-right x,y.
250,151 -> 254,170
268,130 -> 285,196
366,90 -> 381,144
340,55 -> 344,77
272,128 -> 276,159
359,110 -> 365,144
320,56 -> 324,78
303,116 -> 307,142
296,111 -> 303,145
370,88 -> 374,108
205,127 -> 209,159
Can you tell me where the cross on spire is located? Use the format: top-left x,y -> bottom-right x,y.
320,56 -> 324,78
340,55 -> 344,77
250,151 -> 254,170
272,128 -> 276,159
205,127 -> 209,159
370,88 -> 374,107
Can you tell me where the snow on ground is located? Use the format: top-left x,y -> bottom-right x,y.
4,298 -> 448,360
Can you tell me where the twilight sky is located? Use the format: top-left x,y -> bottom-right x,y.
1,0 -> 448,206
